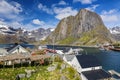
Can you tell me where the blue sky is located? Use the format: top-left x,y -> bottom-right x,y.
0,0 -> 120,30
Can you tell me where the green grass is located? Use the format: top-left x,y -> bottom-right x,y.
0,62 -> 81,80
58,36 -> 78,45
0,66 -> 37,80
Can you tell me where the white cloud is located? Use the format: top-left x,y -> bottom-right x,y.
38,3 -> 53,14
73,0 -> 96,4
0,0 -> 22,20
86,4 -> 99,11
102,9 -> 117,15
24,22 -> 55,31
38,3 -> 78,20
101,15 -> 118,22
0,20 -> 6,25
58,1 -> 67,5
54,7 -> 78,20
32,19 -> 45,25
8,21 -> 23,28
100,9 -> 120,27
100,9 -> 119,22
52,1 -> 68,8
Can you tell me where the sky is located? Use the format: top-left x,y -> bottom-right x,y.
0,0 -> 120,30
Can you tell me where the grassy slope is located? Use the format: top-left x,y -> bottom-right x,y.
0,62 -> 81,80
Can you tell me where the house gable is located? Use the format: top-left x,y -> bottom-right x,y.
63,54 -> 75,65
71,55 -> 82,73
8,45 -> 30,54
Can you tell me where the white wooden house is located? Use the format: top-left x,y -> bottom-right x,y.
71,54 -> 102,73
56,50 -> 64,54
63,48 -> 83,54
70,54 -> 112,80
7,45 -> 30,56
56,48 -> 83,55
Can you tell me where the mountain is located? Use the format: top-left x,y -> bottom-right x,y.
0,24 -> 54,44
0,24 -> 18,35
32,28 -> 54,41
109,26 -> 120,34
46,9 -> 113,45
109,26 -> 120,41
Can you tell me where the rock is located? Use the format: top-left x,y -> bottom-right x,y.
47,66 -> 56,72
15,75 -> 20,80
47,9 -> 112,45
47,64 -> 57,72
18,74 -> 26,78
61,64 -> 66,70
25,69 -> 36,78
25,69 -> 36,74
26,73 -> 31,78
60,75 -> 68,80
15,74 -> 26,80
59,69 -> 62,74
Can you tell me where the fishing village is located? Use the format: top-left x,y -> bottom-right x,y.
0,43 -> 120,80
0,0 -> 120,80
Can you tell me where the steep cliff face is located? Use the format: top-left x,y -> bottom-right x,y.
47,9 -> 112,45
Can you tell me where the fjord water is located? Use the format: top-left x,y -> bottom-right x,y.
84,48 -> 120,73
84,47 -> 120,73
94,50 -> 120,73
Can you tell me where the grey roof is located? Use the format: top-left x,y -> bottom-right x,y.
82,69 -> 112,80
7,45 -> 30,54
76,54 -> 101,68
65,54 -> 75,61
62,48 -> 71,53
7,45 -> 21,52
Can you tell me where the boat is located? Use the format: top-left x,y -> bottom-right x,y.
109,47 -> 120,51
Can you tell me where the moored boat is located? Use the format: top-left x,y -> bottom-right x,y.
109,47 -> 120,51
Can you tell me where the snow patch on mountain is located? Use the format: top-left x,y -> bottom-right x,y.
109,26 -> 120,34
0,24 -> 55,41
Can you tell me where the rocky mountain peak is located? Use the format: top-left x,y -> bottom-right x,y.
46,9 -> 112,45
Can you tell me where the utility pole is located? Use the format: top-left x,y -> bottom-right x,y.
53,37 -> 55,64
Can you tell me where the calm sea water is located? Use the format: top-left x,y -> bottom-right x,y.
83,47 -> 120,73
94,50 -> 120,73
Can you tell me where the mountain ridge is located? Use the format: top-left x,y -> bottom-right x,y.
0,24 -> 54,44
46,9 -> 113,45
109,26 -> 120,41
